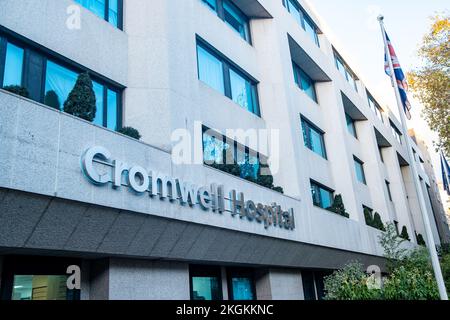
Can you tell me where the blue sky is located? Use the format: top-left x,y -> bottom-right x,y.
307,0 -> 449,181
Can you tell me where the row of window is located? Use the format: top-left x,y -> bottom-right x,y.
190,265 -> 255,300
202,0 -> 251,43
75,0 -> 123,29
0,34 -> 122,131
197,39 -> 260,116
283,0 -> 320,46
202,127 -> 261,181
334,50 -> 358,92
367,91 -> 384,123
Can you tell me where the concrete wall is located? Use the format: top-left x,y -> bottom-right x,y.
108,259 -> 190,300
255,269 -> 304,300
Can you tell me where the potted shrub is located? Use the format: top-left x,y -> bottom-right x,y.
3,85 -> 29,98
118,126 -> 142,140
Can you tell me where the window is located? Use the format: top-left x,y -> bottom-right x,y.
367,91 -> 384,123
285,0 -> 320,46
293,62 -> 317,102
190,265 -> 223,300
385,180 -> 393,201
75,0 -> 123,29
333,51 -> 358,91
202,127 -> 260,181
394,221 -> 400,235
390,121 -> 402,144
2,42 -> 24,87
378,147 -> 384,163
0,33 -> 123,131
345,113 -> 357,138
354,156 -> 367,184
227,269 -> 256,300
2,256 -> 80,301
201,0 -> 251,43
301,117 -> 327,159
44,60 -> 120,130
310,180 -> 333,209
196,40 -> 260,116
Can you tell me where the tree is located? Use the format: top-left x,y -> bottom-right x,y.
323,262 -> 381,300
372,212 -> 385,231
408,14 -> 450,157
118,127 -> 142,140
44,90 -> 61,110
63,72 -> 96,121
379,223 -> 407,272
327,194 -> 350,218
3,85 -> 29,98
364,207 -> 373,226
400,226 -> 411,241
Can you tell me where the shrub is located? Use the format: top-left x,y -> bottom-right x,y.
44,90 -> 61,110
364,207 -> 373,226
324,262 -> 381,300
63,72 -> 96,121
400,226 -> 410,241
118,126 -> 142,140
327,194 -> 350,218
3,85 -> 29,98
372,212 -> 386,231
440,250 -> 450,296
415,232 -> 426,246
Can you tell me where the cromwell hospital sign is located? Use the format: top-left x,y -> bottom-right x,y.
81,146 -> 296,231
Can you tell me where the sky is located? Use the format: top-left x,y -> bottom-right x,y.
305,0 -> 449,183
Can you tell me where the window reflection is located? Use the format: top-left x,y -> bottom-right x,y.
12,275 -> 69,301
197,45 -> 225,94
3,42 -> 24,87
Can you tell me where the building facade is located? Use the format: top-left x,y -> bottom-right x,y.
0,0 -> 446,300
409,130 -> 450,244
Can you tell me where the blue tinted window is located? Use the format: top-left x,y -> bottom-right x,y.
311,182 -> 333,209
304,16 -> 319,46
202,0 -> 250,42
191,276 -> 221,300
197,42 -> 259,117
334,52 -> 358,92
231,277 -> 254,300
203,131 -> 229,165
45,61 -> 78,110
92,81 -> 104,126
237,147 -> 259,180
293,63 -> 317,102
76,0 -> 106,19
202,0 -> 217,11
3,42 -> 24,87
197,45 -> 225,94
354,157 -> 366,184
230,69 -> 254,112
223,0 -> 249,41
108,0 -> 119,27
301,118 -> 326,159
107,89 -> 118,130
286,0 -> 319,46
346,113 -> 357,138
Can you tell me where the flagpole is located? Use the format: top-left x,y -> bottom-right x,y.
378,15 -> 448,300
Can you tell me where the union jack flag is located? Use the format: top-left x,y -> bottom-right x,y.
384,32 -> 412,120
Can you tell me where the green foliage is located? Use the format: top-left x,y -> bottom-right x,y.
44,90 -> 61,110
63,72 -> 96,122
325,224 -> 440,300
383,266 -> 439,300
327,194 -> 350,218
379,223 -> 407,272
440,251 -> 450,295
400,226 -> 411,241
323,262 -> 381,300
372,212 -> 386,231
364,208 -> 385,231
415,232 -> 426,246
3,85 -> 29,98
118,127 -> 142,140
364,207 -> 373,226
408,14 -> 450,157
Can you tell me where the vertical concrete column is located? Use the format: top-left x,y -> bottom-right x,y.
89,259 -> 110,300
255,269 -> 304,300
